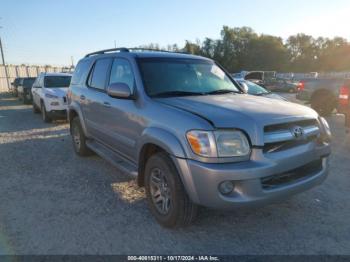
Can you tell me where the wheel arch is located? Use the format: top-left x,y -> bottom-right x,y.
136,127 -> 187,187
68,103 -> 89,136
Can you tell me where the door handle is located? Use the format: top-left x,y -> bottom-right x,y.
103,102 -> 111,108
80,95 -> 86,100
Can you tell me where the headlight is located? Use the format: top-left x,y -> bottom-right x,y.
186,130 -> 250,158
319,117 -> 332,138
45,93 -> 59,99
214,131 -> 250,157
186,130 -> 216,157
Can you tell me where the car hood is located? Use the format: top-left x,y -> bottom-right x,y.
45,87 -> 68,97
156,94 -> 318,146
261,93 -> 287,101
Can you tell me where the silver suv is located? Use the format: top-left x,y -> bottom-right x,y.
68,48 -> 331,228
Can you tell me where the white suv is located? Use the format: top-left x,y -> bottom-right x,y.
32,72 -> 72,122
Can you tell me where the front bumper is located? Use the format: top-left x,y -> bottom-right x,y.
173,142 -> 330,209
48,109 -> 67,119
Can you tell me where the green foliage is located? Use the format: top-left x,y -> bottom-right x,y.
181,26 -> 350,73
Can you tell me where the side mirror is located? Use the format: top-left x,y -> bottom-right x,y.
107,82 -> 133,99
240,83 -> 249,93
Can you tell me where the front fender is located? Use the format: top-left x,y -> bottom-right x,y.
68,102 -> 89,137
137,127 -> 201,203
137,127 -> 187,159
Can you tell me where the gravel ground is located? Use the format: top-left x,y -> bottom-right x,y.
0,92 -> 349,255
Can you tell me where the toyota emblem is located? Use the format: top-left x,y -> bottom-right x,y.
291,126 -> 304,139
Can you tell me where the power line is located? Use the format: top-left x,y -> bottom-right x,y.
0,18 -> 11,91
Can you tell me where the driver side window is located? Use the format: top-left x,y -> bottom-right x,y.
109,59 -> 135,91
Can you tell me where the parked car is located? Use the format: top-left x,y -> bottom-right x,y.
32,72 -> 72,122
68,48 -> 331,228
296,78 -> 344,116
244,71 -> 297,93
337,79 -> 350,131
17,77 -> 36,104
265,79 -> 298,93
11,77 -> 23,97
235,79 -> 287,101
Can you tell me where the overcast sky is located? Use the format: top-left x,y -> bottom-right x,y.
1,0 -> 350,66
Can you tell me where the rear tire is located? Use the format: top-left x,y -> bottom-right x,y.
41,102 -> 51,123
145,152 -> 198,228
71,117 -> 93,156
310,90 -> 337,116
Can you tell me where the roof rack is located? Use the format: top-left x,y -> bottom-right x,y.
85,47 -> 129,57
128,48 -> 189,54
85,47 -> 189,57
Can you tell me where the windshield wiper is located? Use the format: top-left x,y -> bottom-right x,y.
204,89 -> 239,95
255,91 -> 271,96
151,91 -> 204,98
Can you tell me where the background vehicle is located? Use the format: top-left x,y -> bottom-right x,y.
265,78 -> 298,93
296,78 -> 344,116
244,71 -> 276,87
337,79 -> 350,131
11,77 -> 23,97
235,79 -> 287,101
17,77 -> 36,104
244,72 -> 297,93
32,72 -> 72,122
68,48 -> 331,228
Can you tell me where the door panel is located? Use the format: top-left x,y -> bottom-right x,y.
81,58 -> 112,141
101,58 -> 143,161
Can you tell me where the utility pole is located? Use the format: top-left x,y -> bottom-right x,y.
0,20 -> 11,91
114,40 -> 117,48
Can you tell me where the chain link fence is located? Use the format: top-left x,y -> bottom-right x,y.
0,65 -> 72,92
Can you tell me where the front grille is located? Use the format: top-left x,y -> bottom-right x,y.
263,136 -> 317,153
263,119 -> 320,153
264,119 -> 317,133
261,159 -> 323,190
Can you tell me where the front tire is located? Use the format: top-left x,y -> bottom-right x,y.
41,102 -> 51,123
71,117 -> 93,156
145,152 -> 198,228
33,101 -> 40,113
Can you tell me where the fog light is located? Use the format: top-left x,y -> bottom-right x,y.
218,181 -> 234,195
50,102 -> 59,106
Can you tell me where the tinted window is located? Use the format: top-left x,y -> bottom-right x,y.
89,59 -> 112,90
138,58 -> 239,97
109,59 -> 134,90
71,60 -> 91,85
44,76 -> 72,88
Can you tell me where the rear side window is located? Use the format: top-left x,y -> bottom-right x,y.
89,58 -> 112,90
71,60 -> 91,85
109,59 -> 135,90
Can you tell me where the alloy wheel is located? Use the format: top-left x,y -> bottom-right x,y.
72,124 -> 81,151
149,167 -> 171,215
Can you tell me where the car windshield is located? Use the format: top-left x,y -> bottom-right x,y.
138,58 -> 240,97
44,76 -> 71,88
239,80 -> 269,95
23,78 -> 36,87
